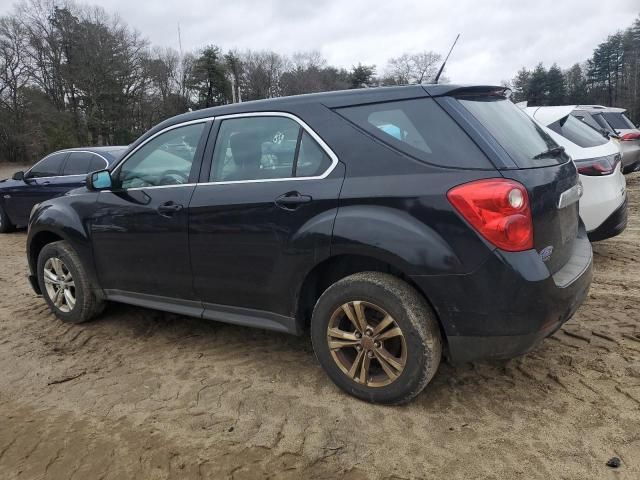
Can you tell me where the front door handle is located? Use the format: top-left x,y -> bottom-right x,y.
275,192 -> 312,210
157,201 -> 183,216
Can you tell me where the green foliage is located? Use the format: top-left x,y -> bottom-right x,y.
546,64 -> 566,105
350,64 -> 376,88
510,14 -> 640,122
510,68 -> 530,103
188,46 -> 231,108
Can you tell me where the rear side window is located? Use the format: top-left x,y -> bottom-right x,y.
602,112 -> 636,130
458,96 -> 565,168
29,152 -> 67,178
337,98 -> 491,169
296,132 -> 332,177
88,155 -> 108,172
210,116 -> 333,182
63,152 -> 96,175
548,115 -> 608,148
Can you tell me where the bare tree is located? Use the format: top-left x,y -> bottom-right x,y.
384,51 -> 442,85
0,16 -> 31,115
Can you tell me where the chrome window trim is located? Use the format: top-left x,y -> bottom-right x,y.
26,150 -> 110,180
206,112 -> 339,183
112,111 -> 339,191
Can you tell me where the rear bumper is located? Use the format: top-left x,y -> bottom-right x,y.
579,170 -> 626,231
411,227 -> 593,363
619,141 -> 640,172
587,197 -> 628,242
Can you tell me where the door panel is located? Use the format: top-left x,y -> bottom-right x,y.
4,177 -> 73,226
90,121 -> 210,300
189,164 -> 345,317
91,186 -> 196,299
4,152 -> 70,225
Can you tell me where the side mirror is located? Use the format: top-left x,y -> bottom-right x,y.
12,171 -> 24,181
87,169 -> 113,191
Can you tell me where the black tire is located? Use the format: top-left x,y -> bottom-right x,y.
37,240 -> 105,323
0,205 -> 15,233
310,272 -> 442,405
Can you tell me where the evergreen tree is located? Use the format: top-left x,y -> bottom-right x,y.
564,63 -> 588,105
188,46 -> 231,108
527,63 -> 548,106
546,63 -> 566,105
511,67 -> 530,103
349,63 -> 376,88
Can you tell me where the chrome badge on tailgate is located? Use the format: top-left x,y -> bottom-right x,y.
558,182 -> 583,209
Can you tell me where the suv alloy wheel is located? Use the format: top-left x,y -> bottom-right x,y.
37,241 -> 105,323
311,272 -> 442,404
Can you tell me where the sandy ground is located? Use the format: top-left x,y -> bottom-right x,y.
0,162 -> 639,479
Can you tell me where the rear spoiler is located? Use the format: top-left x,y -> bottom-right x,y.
422,84 -> 510,98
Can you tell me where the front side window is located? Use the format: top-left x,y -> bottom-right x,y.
117,123 -> 205,189
63,152 -> 98,175
210,116 -> 332,182
29,152 -> 67,178
548,115 -> 608,148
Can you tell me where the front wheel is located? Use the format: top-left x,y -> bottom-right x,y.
37,240 -> 105,323
310,272 -> 442,405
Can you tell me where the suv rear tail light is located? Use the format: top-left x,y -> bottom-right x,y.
620,132 -> 640,141
575,154 -> 621,176
447,179 -> 533,252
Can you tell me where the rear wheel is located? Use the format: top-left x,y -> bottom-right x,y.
0,205 -> 15,233
311,272 -> 442,404
37,241 -> 105,323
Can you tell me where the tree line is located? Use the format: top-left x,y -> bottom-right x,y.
508,14 -> 640,123
0,0 -> 446,163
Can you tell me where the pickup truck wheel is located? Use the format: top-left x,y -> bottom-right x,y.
0,205 -> 15,233
37,240 -> 105,323
311,272 -> 442,405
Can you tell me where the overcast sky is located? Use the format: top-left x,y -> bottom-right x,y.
2,0 -> 639,83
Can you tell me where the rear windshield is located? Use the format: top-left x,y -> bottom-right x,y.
458,96 -> 566,168
335,98 -> 493,169
602,112 -> 636,130
572,112 -> 608,133
548,115 -> 608,148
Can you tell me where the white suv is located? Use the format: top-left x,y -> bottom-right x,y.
572,106 -> 640,174
525,106 -> 627,241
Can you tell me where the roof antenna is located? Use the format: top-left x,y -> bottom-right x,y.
434,33 -> 460,84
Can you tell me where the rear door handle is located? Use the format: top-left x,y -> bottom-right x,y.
275,192 -> 312,210
157,201 -> 183,216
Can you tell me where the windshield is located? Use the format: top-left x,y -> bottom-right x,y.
602,112 -> 636,130
458,96 -> 566,168
548,115 -> 608,148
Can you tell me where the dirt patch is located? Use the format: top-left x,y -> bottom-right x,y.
1,172 -> 639,479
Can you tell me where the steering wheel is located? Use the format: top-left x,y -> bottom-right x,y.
158,169 -> 189,186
